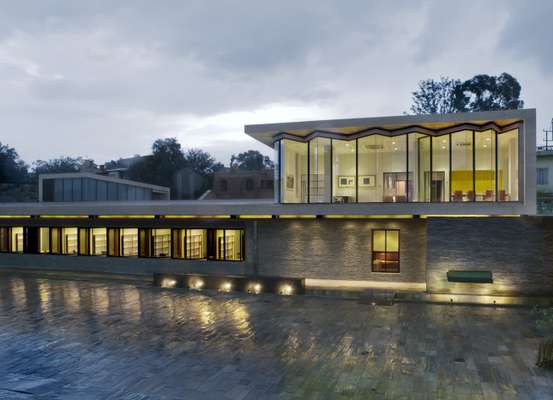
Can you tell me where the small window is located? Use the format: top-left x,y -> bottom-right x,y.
372,229 -> 399,273
537,168 -> 549,185
245,178 -> 254,191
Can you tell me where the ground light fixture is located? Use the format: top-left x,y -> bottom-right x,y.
189,277 -> 205,290
278,283 -> 294,296
247,282 -> 263,295
161,278 -> 177,288
219,281 -> 232,293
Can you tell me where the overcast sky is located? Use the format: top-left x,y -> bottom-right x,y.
1,0 -> 552,167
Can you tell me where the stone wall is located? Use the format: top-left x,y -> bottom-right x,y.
426,217 -> 553,296
256,219 -> 427,283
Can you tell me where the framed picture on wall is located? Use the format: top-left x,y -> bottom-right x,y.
286,175 -> 295,190
359,175 -> 376,187
338,176 -> 355,188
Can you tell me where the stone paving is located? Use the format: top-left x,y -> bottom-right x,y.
0,274 -> 551,399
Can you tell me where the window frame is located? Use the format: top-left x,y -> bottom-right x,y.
371,229 -> 400,273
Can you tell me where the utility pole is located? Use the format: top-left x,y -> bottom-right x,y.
544,118 -> 553,150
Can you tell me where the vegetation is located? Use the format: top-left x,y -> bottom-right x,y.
0,142 -> 29,184
410,72 -> 524,115
230,150 -> 274,170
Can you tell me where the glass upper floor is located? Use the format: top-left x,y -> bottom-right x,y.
274,127 -> 520,204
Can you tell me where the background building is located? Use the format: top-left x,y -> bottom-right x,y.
206,168 -> 274,199
38,172 -> 170,202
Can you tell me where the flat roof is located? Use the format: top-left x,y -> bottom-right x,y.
0,199 -> 528,217
245,109 -> 534,147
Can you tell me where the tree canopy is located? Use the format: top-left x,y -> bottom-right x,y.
230,150 -> 274,170
410,73 -> 524,115
0,142 -> 28,183
32,157 -> 97,176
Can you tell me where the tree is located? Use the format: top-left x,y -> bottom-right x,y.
0,142 -> 28,183
410,77 -> 461,115
183,148 -> 223,177
410,73 -> 524,114
32,157 -> 93,175
453,73 -> 524,112
126,138 -> 223,199
230,150 -> 274,170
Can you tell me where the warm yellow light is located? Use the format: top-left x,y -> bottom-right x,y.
323,214 -> 413,219
220,281 -> 232,292
238,215 -> 273,219
0,215 -> 31,219
278,215 -> 317,219
421,214 -> 491,218
279,284 -> 294,296
247,282 -> 262,294
190,278 -> 204,290
97,215 -> 156,219
161,278 -> 177,288
163,215 -> 231,219
40,215 -> 89,219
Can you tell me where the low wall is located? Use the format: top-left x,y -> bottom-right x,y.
426,216 -> 553,296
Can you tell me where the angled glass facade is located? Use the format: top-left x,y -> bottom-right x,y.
277,127 -> 520,204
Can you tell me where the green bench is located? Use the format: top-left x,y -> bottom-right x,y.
447,270 -> 493,284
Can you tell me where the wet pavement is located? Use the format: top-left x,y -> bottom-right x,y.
0,274 -> 551,400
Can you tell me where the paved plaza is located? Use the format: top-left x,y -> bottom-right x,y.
0,274 -> 551,399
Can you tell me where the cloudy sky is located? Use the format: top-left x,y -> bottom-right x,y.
1,0 -> 552,167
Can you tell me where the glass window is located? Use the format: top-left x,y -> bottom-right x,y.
0,227 -> 9,252
475,130 -> 496,201
107,182 -> 117,201
152,229 -> 171,257
97,180 -> 107,201
274,141 -> 280,203
281,139 -> 308,203
128,186 -> 137,201
50,227 -> 61,254
372,229 -> 399,273
72,178 -> 82,201
61,227 -> 78,255
498,129 -> 519,201
138,228 -> 151,257
107,228 -> 120,256
407,134 -> 430,202
187,229 -> 207,259
332,140 -> 356,203
121,228 -> 138,257
358,135 -> 407,202
54,179 -> 64,201
215,229 -> 244,261
10,227 -> 24,253
39,227 -> 50,253
432,135 -> 450,202
309,137 -> 331,203
118,184 -> 128,201
538,168 -> 549,185
144,189 -> 152,200
63,178 -> 73,201
42,179 -> 55,201
90,228 -> 107,255
451,130 -> 474,202
79,228 -> 89,255
83,178 -> 97,201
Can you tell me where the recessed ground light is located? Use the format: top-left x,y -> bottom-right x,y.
279,283 -> 294,295
220,281 -> 232,292
161,278 -> 177,288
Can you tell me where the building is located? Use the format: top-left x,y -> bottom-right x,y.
1,109 -> 551,298
207,168 -> 274,199
537,147 -> 553,194
38,172 -> 170,202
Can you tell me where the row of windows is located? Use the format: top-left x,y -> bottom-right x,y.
276,129 -> 519,204
42,178 -> 156,202
537,168 -> 549,185
0,227 -> 244,261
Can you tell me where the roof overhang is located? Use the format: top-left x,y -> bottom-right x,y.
244,109 -> 534,147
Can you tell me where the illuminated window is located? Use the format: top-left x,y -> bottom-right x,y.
372,229 -> 399,273
10,227 -> 24,253
61,227 -> 78,255
152,229 -> 171,258
215,229 -> 244,261
39,227 -> 50,253
121,228 -> 138,257
90,228 -> 107,255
